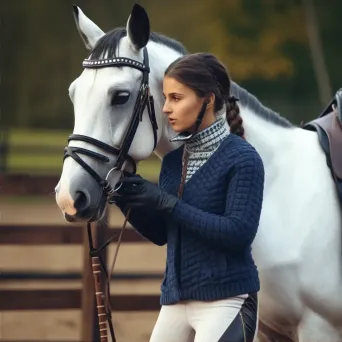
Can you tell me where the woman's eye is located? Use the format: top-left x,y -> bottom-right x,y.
111,91 -> 130,105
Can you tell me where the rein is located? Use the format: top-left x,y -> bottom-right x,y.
86,209 -> 130,342
63,47 -> 157,342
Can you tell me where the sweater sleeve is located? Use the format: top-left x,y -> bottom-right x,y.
171,149 -> 265,251
116,204 -> 167,246
115,159 -> 170,247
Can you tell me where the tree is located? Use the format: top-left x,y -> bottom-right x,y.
301,0 -> 332,105
145,0 -> 307,81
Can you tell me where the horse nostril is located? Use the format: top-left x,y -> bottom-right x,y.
74,191 -> 90,211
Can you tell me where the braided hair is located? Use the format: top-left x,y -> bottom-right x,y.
226,95 -> 244,138
165,53 -> 245,139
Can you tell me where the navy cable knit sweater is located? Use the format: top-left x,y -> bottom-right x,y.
121,133 -> 265,305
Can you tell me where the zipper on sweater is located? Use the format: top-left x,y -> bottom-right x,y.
239,312 -> 247,342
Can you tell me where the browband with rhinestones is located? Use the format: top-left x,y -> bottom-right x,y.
82,57 -> 149,72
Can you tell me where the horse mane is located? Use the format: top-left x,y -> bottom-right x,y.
231,82 -> 293,128
89,27 -> 188,60
89,27 -> 292,128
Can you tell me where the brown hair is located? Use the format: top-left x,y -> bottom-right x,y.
164,53 -> 244,138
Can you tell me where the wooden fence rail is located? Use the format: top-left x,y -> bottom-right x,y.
0,290 -> 160,311
0,174 -> 59,195
0,224 -> 148,245
0,221 -> 162,341
1,173 -> 163,341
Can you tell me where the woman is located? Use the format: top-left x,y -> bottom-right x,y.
115,53 -> 265,342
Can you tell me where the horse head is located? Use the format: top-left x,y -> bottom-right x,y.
55,4 -> 185,222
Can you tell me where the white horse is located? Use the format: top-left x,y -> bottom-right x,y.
55,4 -> 342,341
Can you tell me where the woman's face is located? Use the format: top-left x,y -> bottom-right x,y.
162,76 -> 204,132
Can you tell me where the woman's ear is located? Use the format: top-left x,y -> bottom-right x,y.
206,93 -> 215,109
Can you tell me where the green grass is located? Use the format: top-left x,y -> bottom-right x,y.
4,128 -> 162,180
7,153 -> 161,178
8,128 -> 69,147
7,153 -> 63,173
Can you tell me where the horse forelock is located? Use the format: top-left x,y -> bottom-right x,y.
88,27 -> 187,61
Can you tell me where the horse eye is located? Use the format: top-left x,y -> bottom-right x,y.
111,91 -> 130,106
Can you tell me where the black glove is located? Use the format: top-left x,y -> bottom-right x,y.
115,174 -> 178,214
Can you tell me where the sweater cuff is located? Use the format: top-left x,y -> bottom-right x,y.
170,198 -> 186,220
160,192 -> 179,215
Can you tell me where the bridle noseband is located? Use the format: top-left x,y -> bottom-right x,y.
64,47 -> 158,203
62,47 -> 158,342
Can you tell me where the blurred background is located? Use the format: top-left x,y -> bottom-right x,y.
0,0 -> 341,341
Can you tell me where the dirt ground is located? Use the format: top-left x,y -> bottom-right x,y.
0,198 -> 166,341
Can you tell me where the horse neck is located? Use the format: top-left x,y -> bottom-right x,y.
240,106 -> 295,166
149,48 -> 295,163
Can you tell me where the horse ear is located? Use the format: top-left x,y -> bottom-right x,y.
72,5 -> 105,50
126,4 -> 150,51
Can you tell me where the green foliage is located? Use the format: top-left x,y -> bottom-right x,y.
2,0 -> 341,129
144,0 -> 306,80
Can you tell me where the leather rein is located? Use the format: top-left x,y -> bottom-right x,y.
62,47 -> 158,342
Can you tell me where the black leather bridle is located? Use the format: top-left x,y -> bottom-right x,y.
63,47 -> 158,203
62,47 -> 158,342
